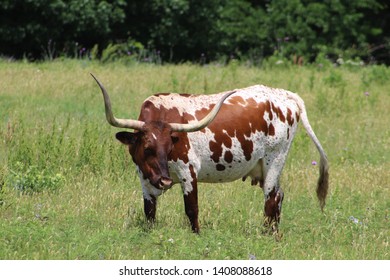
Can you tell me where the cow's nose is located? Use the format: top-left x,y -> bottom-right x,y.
159,177 -> 173,189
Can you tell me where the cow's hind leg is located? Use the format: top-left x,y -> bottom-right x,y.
264,187 -> 284,233
262,151 -> 288,234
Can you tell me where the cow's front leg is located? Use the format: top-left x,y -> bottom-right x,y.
141,174 -> 163,225
184,186 -> 199,233
181,165 -> 200,233
144,195 -> 157,222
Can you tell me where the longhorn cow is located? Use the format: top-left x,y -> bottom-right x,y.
91,74 -> 329,233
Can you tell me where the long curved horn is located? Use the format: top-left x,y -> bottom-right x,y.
91,73 -> 145,130
170,90 -> 236,132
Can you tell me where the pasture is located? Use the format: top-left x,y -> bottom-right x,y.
0,59 -> 389,259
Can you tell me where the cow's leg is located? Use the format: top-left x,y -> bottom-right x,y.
264,187 -> 284,232
183,185 -> 199,233
262,151 -> 288,234
143,195 -> 157,222
181,165 -> 200,233
140,174 -> 162,226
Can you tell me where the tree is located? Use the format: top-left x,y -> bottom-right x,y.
0,0 -> 389,63
123,0 -> 224,62
263,0 -> 386,62
0,0 -> 126,59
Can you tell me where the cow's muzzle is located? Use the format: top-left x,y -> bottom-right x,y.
157,176 -> 173,190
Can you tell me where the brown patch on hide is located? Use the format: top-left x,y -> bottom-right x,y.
224,150 -> 233,163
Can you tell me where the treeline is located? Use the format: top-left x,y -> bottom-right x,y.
1,0 -> 389,64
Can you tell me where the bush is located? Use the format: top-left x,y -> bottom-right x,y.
100,39 -> 150,64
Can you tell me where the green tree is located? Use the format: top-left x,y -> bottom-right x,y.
216,0 -> 268,61
264,0 -> 385,61
0,0 -> 389,63
0,0 -> 126,59
123,0 -> 224,62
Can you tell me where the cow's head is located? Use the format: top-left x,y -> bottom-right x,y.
115,122 -> 178,190
91,74 -> 235,190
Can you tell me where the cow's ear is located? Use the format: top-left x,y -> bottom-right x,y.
116,131 -> 139,145
171,132 -> 180,144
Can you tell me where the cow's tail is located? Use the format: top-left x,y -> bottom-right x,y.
294,95 -> 329,211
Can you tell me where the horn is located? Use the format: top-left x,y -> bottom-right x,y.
91,73 -> 145,130
170,90 -> 237,132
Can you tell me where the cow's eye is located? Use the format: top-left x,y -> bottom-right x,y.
144,148 -> 155,157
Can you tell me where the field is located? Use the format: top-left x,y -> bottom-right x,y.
0,59 -> 389,260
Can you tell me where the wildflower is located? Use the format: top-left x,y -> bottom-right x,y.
349,216 -> 362,225
168,238 -> 174,243
311,161 -> 317,166
364,91 -> 370,96
349,216 -> 359,223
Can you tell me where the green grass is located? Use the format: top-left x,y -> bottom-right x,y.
0,59 -> 389,259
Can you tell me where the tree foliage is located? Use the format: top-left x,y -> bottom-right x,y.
0,0 -> 126,59
0,0 -> 389,63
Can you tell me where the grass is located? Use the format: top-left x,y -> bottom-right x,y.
0,59 -> 389,259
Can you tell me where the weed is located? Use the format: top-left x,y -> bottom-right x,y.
7,162 -> 65,194
323,69 -> 345,88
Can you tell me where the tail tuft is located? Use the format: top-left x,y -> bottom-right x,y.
316,157 -> 329,211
